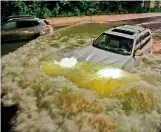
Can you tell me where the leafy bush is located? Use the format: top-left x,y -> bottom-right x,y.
2,1 -> 161,19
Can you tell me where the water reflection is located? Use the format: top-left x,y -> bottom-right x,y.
1,40 -> 30,56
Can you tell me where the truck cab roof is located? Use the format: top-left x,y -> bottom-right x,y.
105,25 -> 148,39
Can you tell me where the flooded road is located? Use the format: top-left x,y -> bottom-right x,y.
1,16 -> 161,56
2,16 -> 161,132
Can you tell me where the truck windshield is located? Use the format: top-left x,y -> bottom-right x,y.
93,33 -> 133,55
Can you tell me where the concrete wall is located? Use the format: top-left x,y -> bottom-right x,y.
143,0 -> 161,8
150,1 -> 155,8
47,13 -> 161,27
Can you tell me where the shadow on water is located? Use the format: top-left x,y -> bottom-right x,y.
1,40 -> 30,56
2,103 -> 18,132
1,93 -> 18,132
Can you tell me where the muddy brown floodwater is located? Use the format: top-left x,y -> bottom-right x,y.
1,16 -> 161,132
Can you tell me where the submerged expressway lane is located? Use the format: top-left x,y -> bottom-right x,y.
1,16 -> 161,132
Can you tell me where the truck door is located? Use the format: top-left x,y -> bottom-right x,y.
133,37 -> 142,67
140,31 -> 152,54
16,20 -> 40,40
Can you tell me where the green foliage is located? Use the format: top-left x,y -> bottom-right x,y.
149,7 -> 161,12
135,3 -> 144,13
1,1 -> 161,19
52,3 -> 60,17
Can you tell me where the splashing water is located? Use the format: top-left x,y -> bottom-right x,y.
42,61 -> 138,97
96,68 -> 122,79
54,57 -> 77,68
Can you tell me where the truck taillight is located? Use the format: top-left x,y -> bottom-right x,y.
44,25 -> 51,33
